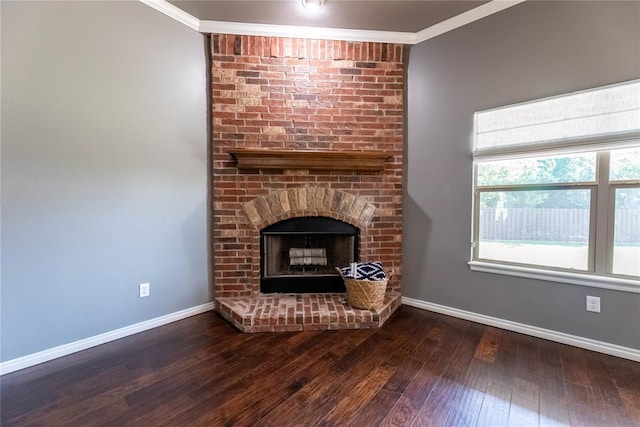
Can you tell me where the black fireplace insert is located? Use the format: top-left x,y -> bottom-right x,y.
260,216 -> 359,293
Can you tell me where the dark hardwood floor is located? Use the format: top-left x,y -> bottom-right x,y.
2,306 -> 639,426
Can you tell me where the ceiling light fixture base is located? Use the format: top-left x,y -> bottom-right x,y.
301,0 -> 326,11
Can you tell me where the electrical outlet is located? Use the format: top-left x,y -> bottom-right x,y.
586,296 -> 600,313
139,282 -> 150,298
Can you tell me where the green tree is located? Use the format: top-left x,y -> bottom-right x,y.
478,154 -> 595,208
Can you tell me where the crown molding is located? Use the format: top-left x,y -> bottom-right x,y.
198,19 -> 416,44
415,0 -> 526,43
143,0 -> 526,44
139,0 -> 200,31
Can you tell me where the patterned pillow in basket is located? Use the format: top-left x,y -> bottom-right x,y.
340,262 -> 386,281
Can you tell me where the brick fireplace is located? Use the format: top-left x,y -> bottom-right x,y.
211,34 -> 405,332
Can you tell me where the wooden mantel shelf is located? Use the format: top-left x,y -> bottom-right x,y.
228,149 -> 393,172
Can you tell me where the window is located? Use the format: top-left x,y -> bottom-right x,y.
470,80 -> 640,290
610,147 -> 640,277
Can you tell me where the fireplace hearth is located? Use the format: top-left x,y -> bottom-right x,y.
261,217 -> 359,293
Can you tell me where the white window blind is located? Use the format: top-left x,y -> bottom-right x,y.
474,80 -> 640,156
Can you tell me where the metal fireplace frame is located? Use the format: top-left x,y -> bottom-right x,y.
260,216 -> 359,293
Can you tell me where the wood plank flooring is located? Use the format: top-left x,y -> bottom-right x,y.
2,306 -> 639,426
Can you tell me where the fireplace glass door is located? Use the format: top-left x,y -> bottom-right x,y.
261,217 -> 359,293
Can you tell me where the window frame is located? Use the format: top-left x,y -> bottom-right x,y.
472,157 -> 599,273
608,181 -> 640,278
469,81 -> 640,293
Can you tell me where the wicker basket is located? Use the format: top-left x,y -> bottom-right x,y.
336,267 -> 393,310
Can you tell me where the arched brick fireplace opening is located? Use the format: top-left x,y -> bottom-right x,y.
228,187 -> 389,299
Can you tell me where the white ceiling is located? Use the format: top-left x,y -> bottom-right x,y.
144,0 -> 526,44
166,0 -> 489,33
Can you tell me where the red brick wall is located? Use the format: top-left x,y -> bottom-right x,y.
211,34 -> 405,298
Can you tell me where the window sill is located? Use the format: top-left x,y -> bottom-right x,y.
468,261 -> 640,294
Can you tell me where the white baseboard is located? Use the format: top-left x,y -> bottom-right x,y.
402,297 -> 640,362
0,302 -> 215,376
4,298 -> 636,375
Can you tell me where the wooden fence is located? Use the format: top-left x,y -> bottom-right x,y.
479,208 -> 640,244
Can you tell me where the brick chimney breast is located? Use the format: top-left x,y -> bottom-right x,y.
212,34 -> 404,300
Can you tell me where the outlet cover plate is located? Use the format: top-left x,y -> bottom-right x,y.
139,282 -> 150,298
586,295 -> 600,313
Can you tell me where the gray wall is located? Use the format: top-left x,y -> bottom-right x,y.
1,1 -> 209,362
405,1 -> 640,349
